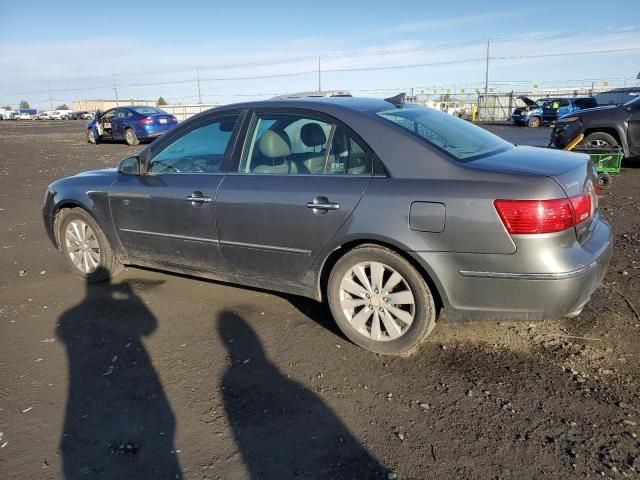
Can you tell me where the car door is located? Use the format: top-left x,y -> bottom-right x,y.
628,99 -> 640,157
109,111 -> 243,272
216,110 -> 373,288
110,108 -> 128,140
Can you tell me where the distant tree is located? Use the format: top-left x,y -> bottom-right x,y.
157,96 -> 168,106
2,105 -> 11,110
56,104 -> 70,110
19,100 -> 30,109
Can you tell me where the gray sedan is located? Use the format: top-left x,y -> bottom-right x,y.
43,96 -> 612,354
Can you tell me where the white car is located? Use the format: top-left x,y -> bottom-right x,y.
17,113 -> 33,120
50,110 -> 72,120
1,109 -> 16,120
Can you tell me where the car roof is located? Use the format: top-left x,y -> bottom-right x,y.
215,96 -> 398,114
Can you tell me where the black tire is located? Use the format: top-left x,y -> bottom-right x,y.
327,245 -> 436,355
125,128 -> 139,146
527,116 -> 541,128
87,128 -> 98,144
598,173 -> 612,189
581,131 -> 619,148
57,208 -> 122,283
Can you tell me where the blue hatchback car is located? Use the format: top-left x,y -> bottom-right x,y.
87,106 -> 177,145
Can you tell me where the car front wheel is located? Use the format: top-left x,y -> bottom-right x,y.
57,208 -> 122,283
527,116 -> 541,128
327,245 -> 437,355
87,128 -> 98,144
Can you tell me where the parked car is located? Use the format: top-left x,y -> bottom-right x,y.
541,97 -> 597,124
513,97 -> 597,127
0,109 -> 16,120
44,95 -> 611,355
594,87 -> 640,106
511,96 -> 548,127
35,111 -> 52,120
49,110 -> 72,120
87,106 -> 177,145
70,111 -> 89,120
552,94 -> 640,158
17,112 -> 33,120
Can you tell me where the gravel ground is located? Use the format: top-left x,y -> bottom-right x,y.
0,120 -> 639,479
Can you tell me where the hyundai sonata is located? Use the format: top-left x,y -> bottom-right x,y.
44,95 -> 612,354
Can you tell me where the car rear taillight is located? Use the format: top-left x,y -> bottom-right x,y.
494,194 -> 592,234
139,116 -> 154,124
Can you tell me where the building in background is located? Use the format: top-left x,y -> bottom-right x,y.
71,99 -> 156,112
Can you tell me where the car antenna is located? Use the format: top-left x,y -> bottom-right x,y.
384,93 -> 406,108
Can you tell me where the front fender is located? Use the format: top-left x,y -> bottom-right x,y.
43,175 -> 124,258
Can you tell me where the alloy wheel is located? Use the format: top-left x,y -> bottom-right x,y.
339,261 -> 415,341
588,139 -> 610,147
64,219 -> 100,273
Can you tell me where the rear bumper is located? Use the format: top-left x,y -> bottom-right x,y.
137,123 -> 174,139
411,217 -> 612,322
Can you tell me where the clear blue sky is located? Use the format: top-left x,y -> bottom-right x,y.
0,0 -> 639,109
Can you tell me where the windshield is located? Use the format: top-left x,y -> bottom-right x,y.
130,106 -> 165,115
376,105 -> 512,161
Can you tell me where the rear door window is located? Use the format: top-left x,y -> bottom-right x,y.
240,112 -> 371,175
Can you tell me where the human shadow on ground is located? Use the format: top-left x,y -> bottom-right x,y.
218,310 -> 385,479
56,276 -> 182,479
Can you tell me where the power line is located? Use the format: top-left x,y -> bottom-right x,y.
1,25 -> 638,91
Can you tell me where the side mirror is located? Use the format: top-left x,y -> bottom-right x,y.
118,156 -> 141,175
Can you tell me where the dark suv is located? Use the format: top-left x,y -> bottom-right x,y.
553,95 -> 640,158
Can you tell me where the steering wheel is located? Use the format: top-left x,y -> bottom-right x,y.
151,160 -> 180,173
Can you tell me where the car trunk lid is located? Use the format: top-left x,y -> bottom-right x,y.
145,114 -> 176,125
468,146 -> 598,240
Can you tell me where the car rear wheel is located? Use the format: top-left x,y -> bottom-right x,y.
125,128 -> 139,146
57,208 -> 122,283
327,246 -> 436,355
582,132 -> 619,148
527,116 -> 541,128
87,128 -> 98,144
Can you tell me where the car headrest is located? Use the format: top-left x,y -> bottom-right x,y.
259,130 -> 291,158
301,123 -> 327,148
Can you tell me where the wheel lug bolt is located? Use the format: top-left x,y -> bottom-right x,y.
365,293 -> 370,298
383,297 -> 389,303
374,288 -> 379,294
368,304 -> 373,309
379,307 -> 384,312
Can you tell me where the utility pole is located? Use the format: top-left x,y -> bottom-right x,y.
196,67 -> 202,104
47,81 -> 53,110
112,75 -> 119,107
317,56 -> 322,93
483,39 -> 490,120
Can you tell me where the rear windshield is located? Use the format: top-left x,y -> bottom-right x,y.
376,105 -> 512,161
130,106 -> 165,115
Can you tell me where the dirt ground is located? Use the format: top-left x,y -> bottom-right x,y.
0,121 -> 639,480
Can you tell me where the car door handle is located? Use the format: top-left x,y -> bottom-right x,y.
187,196 -> 211,203
306,201 -> 340,210
186,192 -> 212,203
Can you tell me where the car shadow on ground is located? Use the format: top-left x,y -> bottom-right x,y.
217,310 -> 385,479
56,275 -> 182,479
